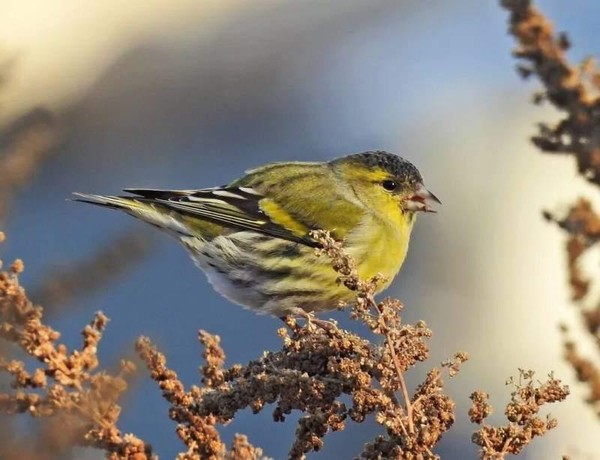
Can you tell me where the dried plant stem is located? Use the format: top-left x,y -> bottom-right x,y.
0,233 -> 154,459
369,294 -> 414,435
499,0 -> 600,419
393,347 -> 414,433
499,0 -> 600,177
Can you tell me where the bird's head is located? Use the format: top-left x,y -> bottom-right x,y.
330,151 -> 440,217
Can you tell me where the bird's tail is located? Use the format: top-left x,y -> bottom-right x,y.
72,193 -> 140,210
72,192 -> 193,236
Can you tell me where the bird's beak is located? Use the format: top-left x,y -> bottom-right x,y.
404,183 -> 441,213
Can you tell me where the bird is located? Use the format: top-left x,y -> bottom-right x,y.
73,151 -> 439,317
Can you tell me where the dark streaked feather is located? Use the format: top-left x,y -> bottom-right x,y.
123,187 -> 318,247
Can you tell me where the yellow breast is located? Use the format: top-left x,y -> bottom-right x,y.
346,211 -> 414,291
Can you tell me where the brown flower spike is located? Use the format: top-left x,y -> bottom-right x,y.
0,233 -> 153,459
500,0 -> 600,419
135,230 -> 468,459
470,369 -> 569,459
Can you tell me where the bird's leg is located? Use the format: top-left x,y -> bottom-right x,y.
279,314 -> 299,331
282,308 -> 338,332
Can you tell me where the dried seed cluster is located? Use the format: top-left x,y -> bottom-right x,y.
1,226 -> 569,460
470,369 -> 569,459
134,230 -> 468,459
500,0 -> 600,180
500,0 -> 600,421
0,233 -> 152,459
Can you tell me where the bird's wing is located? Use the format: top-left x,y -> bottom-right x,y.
229,162 -> 365,241
123,187 -> 319,247
125,162 -> 366,246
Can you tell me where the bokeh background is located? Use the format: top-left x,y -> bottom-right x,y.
1,0 -> 600,458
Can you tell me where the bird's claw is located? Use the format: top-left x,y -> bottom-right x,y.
280,310 -> 338,332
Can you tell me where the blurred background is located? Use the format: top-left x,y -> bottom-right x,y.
1,0 -> 599,458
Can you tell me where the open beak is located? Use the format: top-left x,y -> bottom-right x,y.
404,183 -> 441,213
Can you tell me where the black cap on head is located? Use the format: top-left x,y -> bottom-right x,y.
339,150 -> 423,185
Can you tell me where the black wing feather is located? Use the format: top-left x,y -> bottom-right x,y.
124,187 -> 317,247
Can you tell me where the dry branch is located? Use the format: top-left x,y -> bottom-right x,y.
500,0 -> 600,420
136,231 -> 468,459
500,0 -> 600,181
0,232 -> 154,460
470,370 -> 569,459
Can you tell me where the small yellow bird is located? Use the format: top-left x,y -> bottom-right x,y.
73,151 -> 439,316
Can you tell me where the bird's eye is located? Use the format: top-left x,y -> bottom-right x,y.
382,180 -> 398,191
